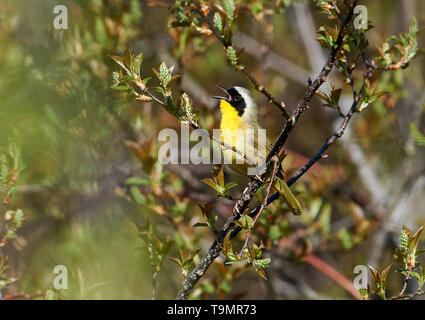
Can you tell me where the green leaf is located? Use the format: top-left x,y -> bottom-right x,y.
125,177 -> 150,186
142,77 -> 152,85
44,289 -> 56,300
219,281 -> 232,292
161,238 -> 174,257
415,249 -> 425,258
201,177 -> 224,194
110,55 -> 131,75
409,123 -> 425,146
368,265 -> 380,284
224,182 -> 237,193
250,243 -> 264,259
380,263 -> 392,285
400,228 -> 409,253
304,197 -> 322,223
172,1 -> 190,24
269,225 -> 280,241
338,227 -> 353,250
253,257 -> 271,280
213,12 -> 223,34
275,177 -> 302,215
316,25 -> 337,49
130,185 -> 146,205
226,46 -> 238,67
223,0 -> 235,25
167,74 -> 182,89
217,165 -> 225,186
198,203 -> 217,231
152,67 -> 161,82
169,257 -> 183,268
198,202 -> 213,220
409,271 -> 421,281
131,52 -> 143,77
222,232 -> 238,263
330,88 -> 342,105
159,62 -> 169,86
152,86 -> 166,95
319,203 -> 331,235
253,257 -> 271,269
410,226 -> 424,253
407,17 -> 418,60
234,215 -> 253,231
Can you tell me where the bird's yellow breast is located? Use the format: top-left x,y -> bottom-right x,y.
219,99 -> 242,132
219,99 -> 261,175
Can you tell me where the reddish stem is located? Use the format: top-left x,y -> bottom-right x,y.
304,253 -> 363,300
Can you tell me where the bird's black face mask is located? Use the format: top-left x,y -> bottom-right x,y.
213,85 -> 246,116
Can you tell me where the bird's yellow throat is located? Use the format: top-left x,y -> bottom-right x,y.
219,99 -> 242,131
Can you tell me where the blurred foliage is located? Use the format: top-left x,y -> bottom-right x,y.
366,226 -> 424,300
0,0 -> 424,300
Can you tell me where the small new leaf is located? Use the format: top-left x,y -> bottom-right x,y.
214,12 -> 223,34
226,46 -> 238,67
201,166 -> 236,199
234,215 -> 253,231
409,123 -> 425,146
223,0 -> 236,25
222,232 -> 239,263
275,176 -> 302,215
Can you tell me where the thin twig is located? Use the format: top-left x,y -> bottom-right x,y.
387,272 -> 425,300
390,290 -> 425,300
390,272 -> 410,300
239,67 -> 290,119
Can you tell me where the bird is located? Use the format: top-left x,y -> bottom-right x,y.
213,85 -> 301,215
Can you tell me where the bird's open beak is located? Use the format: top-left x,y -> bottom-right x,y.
212,84 -> 230,101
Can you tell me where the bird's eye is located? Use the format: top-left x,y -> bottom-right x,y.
234,95 -> 241,101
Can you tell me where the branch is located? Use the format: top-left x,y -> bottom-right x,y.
390,290 -> 425,300
175,0 -> 358,300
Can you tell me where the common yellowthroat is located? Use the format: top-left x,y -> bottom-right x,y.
213,85 -> 301,215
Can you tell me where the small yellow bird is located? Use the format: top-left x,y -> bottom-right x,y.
213,85 -> 301,215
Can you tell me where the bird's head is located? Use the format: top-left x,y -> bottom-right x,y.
213,85 -> 256,117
